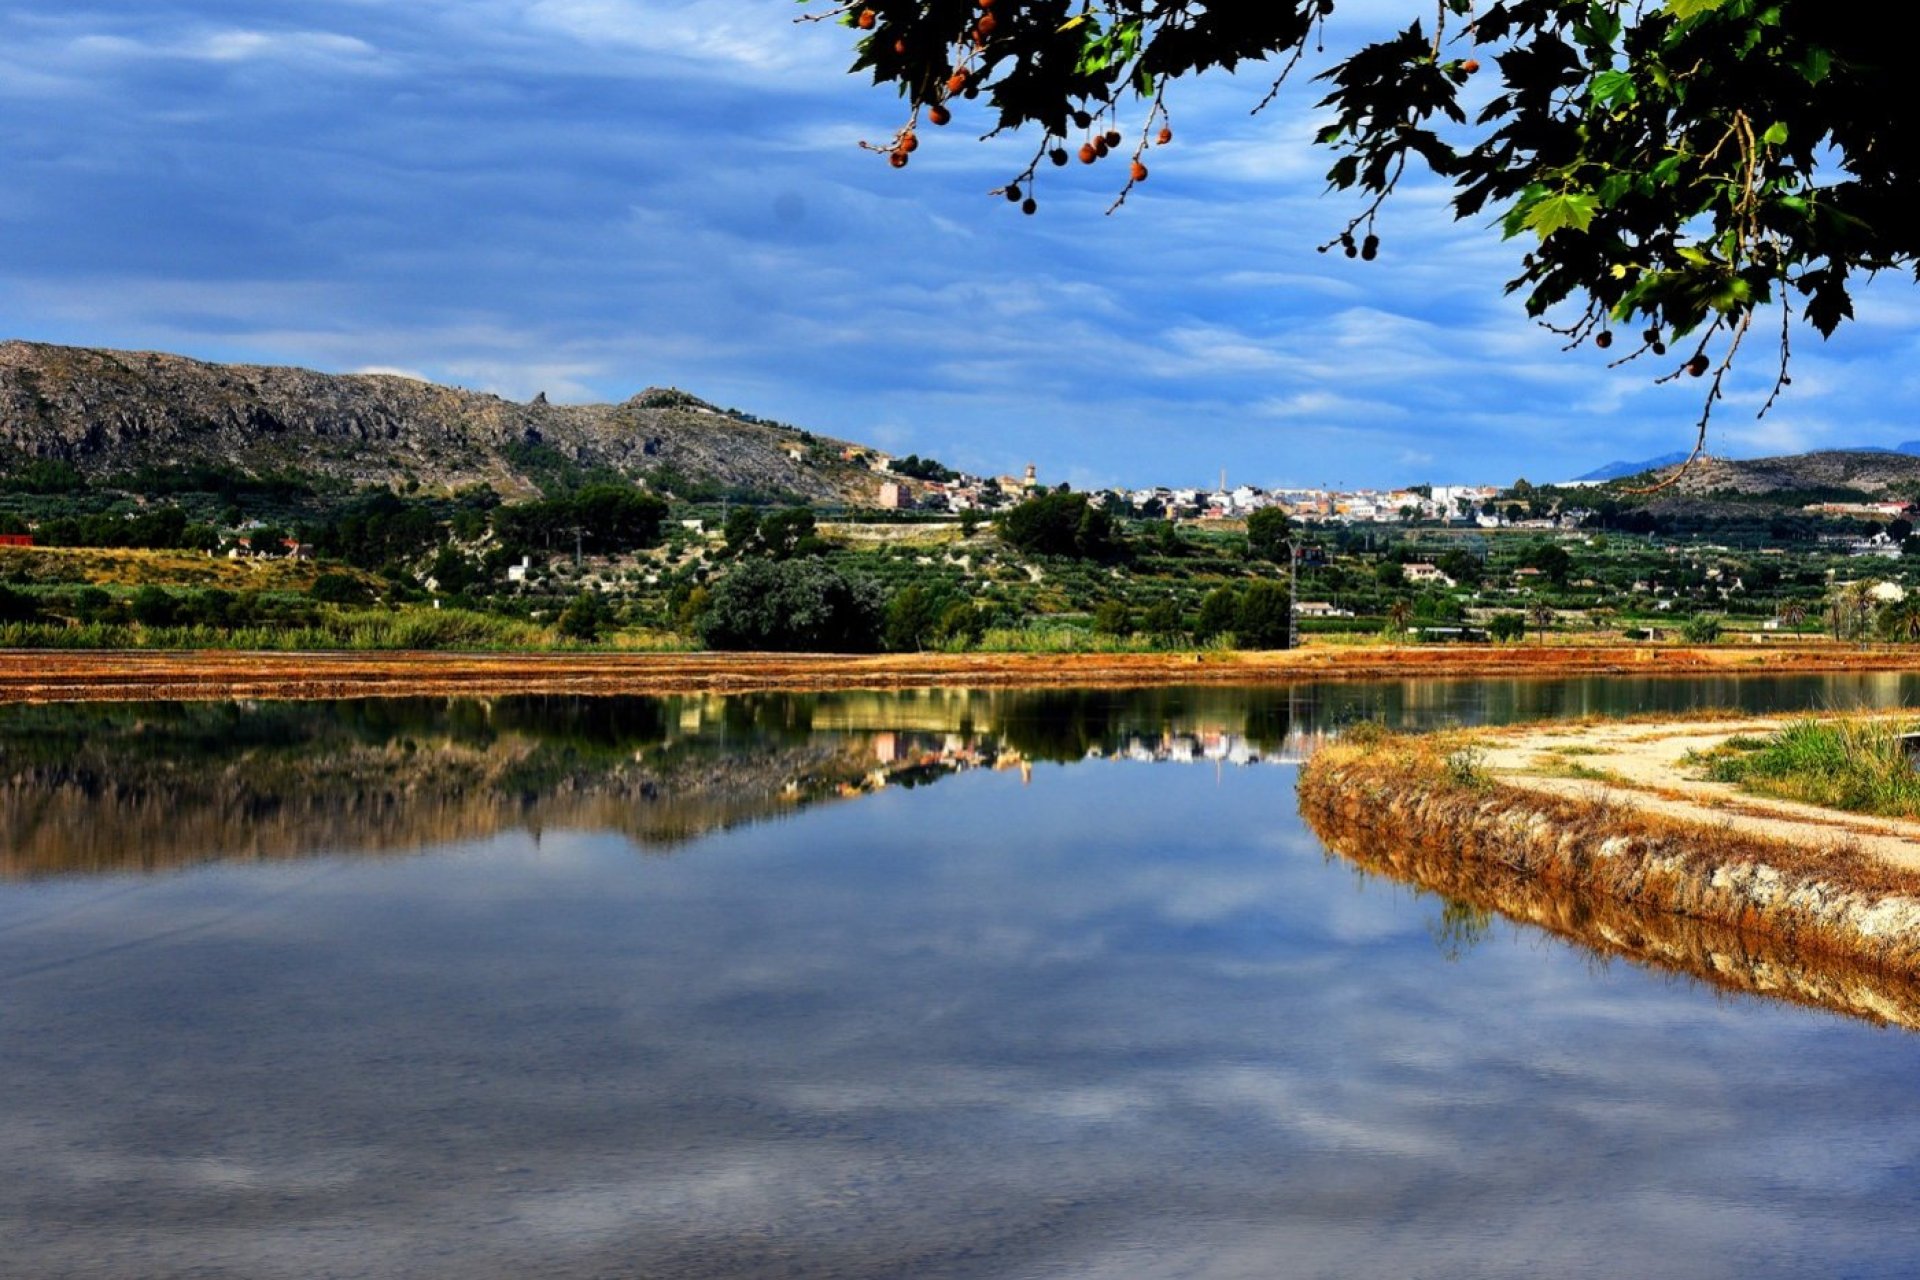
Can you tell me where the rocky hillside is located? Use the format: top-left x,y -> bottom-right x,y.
0,340 -> 878,501
1641,450 -> 1920,499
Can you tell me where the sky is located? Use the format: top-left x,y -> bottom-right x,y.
2,1 -> 1918,490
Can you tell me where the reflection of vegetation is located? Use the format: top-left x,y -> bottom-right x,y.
1428,898 -> 1493,963
1301,736 -> 1920,1032
0,686 -> 1321,880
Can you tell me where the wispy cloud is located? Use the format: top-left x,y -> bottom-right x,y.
0,0 -> 1912,485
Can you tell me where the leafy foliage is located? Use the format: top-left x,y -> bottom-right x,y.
698,557 -> 885,652
997,491 -> 1124,560
1246,506 -> 1293,564
492,485 -> 668,557
1234,580 -> 1293,648
819,1 -> 1911,422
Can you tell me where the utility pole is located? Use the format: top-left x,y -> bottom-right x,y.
1289,540 -> 1300,651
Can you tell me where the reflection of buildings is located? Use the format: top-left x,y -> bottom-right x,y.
0,688 -> 1340,880
1088,726 -> 1337,768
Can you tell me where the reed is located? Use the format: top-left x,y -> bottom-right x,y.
1704,718 -> 1920,818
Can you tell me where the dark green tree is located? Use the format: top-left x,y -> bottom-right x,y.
699,558 -> 884,652
1235,581 -> 1293,649
1246,507 -> 1293,564
1194,586 -> 1239,641
998,491 -> 1123,560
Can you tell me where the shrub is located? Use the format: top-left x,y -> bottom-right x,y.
1235,581 -> 1292,649
311,572 -> 374,605
557,593 -> 610,641
1681,613 -> 1724,644
129,585 -> 178,627
1195,587 -> 1239,641
1489,612 -> 1526,643
699,557 -> 883,652
1091,600 -> 1132,636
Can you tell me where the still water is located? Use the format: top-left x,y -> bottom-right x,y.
6,676 -> 1920,1278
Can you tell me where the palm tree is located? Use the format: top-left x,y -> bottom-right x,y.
1778,600 -> 1808,635
1527,597 -> 1555,644
1880,596 -> 1920,644
1385,598 -> 1414,635
1829,581 -> 1878,642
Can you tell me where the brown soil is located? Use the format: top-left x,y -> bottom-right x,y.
1299,719 -> 1920,993
2,641 -> 1919,704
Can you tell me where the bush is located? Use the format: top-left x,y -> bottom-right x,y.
311,572 -> 374,605
0,584 -> 37,624
1234,581 -> 1292,649
1091,600 -> 1132,636
1195,587 -> 1238,641
933,601 -> 987,647
1141,598 -> 1183,637
997,492 -> 1124,561
558,592 -> 610,641
129,585 -> 178,627
699,557 -> 883,652
1489,612 -> 1526,643
1681,613 -> 1724,644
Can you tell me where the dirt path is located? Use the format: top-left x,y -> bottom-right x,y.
1480,715 -> 1920,872
1,641 -> 1920,703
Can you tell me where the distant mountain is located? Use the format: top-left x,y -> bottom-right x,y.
1577,441 -> 1920,485
0,340 -> 878,502
1639,449 -> 1920,501
1572,452 -> 1693,482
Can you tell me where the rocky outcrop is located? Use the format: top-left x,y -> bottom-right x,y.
0,340 -> 869,500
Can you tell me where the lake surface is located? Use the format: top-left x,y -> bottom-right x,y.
7,675 -> 1920,1278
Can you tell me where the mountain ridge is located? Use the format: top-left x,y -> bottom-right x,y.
0,340 -> 876,502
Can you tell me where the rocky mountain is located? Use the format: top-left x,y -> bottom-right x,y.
1639,450 -> 1920,498
0,340 -> 878,502
1571,451 -> 1693,483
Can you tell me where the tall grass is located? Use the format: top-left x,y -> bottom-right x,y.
0,608 -> 551,652
1706,718 -> 1920,818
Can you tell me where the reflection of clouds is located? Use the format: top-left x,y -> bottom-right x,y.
7,713 -> 1920,1275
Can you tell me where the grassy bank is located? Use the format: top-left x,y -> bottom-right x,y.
1701,718 -> 1920,818
1298,728 -> 1920,977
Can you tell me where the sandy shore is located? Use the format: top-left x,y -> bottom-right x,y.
0,641 -> 1919,703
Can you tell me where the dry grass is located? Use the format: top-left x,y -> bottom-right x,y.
0,545 -> 333,590
1299,731 -> 1920,979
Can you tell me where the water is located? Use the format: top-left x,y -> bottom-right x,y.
6,677 -> 1920,1277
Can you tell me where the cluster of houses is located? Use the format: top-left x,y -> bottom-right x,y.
864,458 -> 1561,528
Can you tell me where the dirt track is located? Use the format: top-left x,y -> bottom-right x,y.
0,642 -> 1918,703
1483,715 -> 1920,871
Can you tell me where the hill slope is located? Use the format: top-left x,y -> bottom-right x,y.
1645,450 -> 1920,499
0,340 -> 875,501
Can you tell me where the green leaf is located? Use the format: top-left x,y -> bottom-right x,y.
1667,0 -> 1730,18
1590,70 -> 1637,106
1761,120 -> 1789,146
1522,192 -> 1599,239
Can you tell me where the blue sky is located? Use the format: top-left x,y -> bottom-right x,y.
2,1 -> 1917,488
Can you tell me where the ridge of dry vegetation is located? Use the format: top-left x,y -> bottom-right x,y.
10,642 -> 1920,704
1298,728 -> 1920,979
